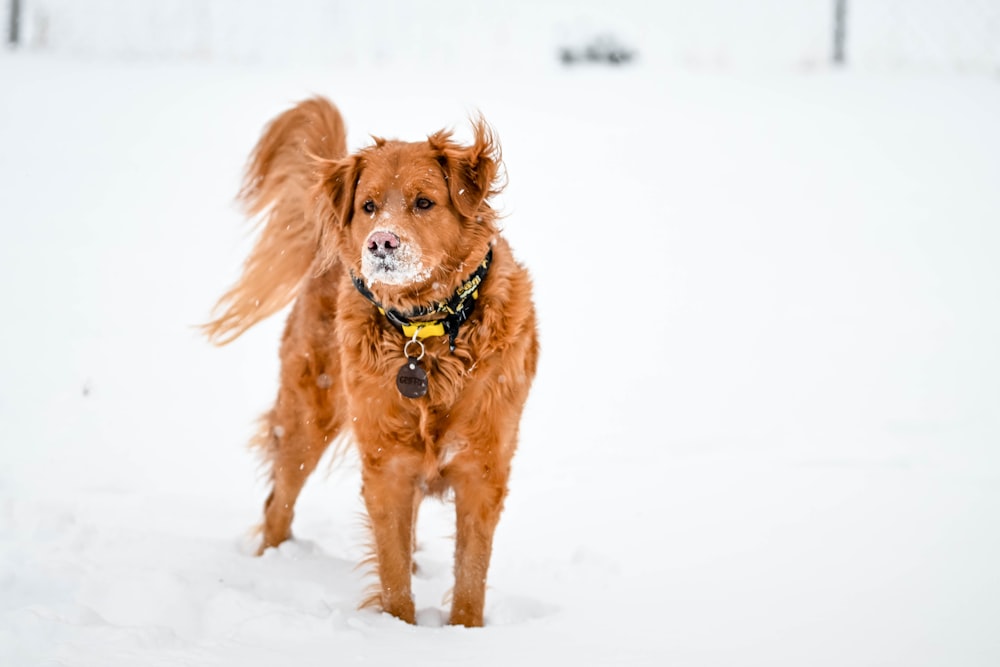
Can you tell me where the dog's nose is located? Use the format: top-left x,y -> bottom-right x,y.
367,231 -> 400,258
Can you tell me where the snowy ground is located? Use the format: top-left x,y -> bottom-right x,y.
2,52 -> 1000,666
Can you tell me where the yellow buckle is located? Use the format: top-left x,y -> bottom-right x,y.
401,321 -> 445,339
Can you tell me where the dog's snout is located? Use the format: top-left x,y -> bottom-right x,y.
367,231 -> 400,258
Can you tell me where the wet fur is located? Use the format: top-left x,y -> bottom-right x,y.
205,97 -> 538,627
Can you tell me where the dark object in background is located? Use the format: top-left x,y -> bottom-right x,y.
560,34 -> 635,66
8,0 -> 20,45
833,0 -> 848,65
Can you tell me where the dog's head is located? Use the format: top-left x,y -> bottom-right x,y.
315,118 -> 503,308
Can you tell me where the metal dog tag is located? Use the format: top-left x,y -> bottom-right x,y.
396,357 -> 428,399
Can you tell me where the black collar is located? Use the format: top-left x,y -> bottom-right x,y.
351,248 -> 493,352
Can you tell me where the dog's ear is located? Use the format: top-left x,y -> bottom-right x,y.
429,117 -> 504,220
312,154 -> 360,273
314,154 -> 360,229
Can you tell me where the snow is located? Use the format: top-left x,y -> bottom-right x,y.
3,27 -> 1000,667
362,226 -> 430,287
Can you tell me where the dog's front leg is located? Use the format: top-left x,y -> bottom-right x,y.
361,453 -> 420,624
448,460 -> 510,627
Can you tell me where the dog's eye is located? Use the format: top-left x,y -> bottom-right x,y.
415,197 -> 434,211
362,200 -> 376,214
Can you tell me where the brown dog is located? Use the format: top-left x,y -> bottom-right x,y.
205,97 -> 538,627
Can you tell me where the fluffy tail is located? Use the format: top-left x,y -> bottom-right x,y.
203,97 -> 347,345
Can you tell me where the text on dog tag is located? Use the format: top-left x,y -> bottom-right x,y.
396,357 -> 428,399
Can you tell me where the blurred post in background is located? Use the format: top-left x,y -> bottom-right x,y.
8,0 -> 20,45
833,0 -> 847,65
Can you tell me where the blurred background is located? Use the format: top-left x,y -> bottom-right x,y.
6,0 -> 1000,72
